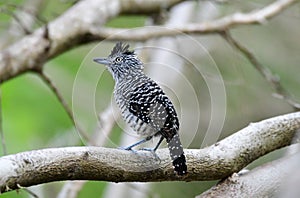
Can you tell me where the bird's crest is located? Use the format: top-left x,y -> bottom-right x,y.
110,42 -> 134,57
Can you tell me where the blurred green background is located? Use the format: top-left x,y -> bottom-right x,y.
0,0 -> 299,197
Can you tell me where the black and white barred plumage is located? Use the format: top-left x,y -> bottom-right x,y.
94,42 -> 187,175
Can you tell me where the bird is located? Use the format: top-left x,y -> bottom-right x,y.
93,42 -> 187,175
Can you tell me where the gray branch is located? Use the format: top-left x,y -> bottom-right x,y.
0,112 -> 299,194
0,0 -> 184,82
197,151 -> 300,198
0,0 -> 45,49
0,0 -> 297,82
221,30 -> 300,110
90,0 -> 297,40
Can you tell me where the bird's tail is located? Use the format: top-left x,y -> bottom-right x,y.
167,133 -> 187,175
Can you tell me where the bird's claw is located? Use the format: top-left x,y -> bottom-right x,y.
139,148 -> 161,162
139,147 -> 154,152
118,147 -> 160,162
118,146 -> 137,153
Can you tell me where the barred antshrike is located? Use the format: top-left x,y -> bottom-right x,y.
94,42 -> 187,175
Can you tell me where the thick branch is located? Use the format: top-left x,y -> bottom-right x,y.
0,0 -> 185,82
0,112 -> 299,193
198,151 -> 300,198
57,105 -> 117,198
0,0 -> 297,82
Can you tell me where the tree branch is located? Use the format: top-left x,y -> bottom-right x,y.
57,105 -> 117,198
0,0 -> 185,83
35,70 -> 91,142
0,0 -> 45,49
197,150 -> 300,198
89,0 -> 297,40
0,112 -> 299,193
0,0 -> 297,83
221,30 -> 300,110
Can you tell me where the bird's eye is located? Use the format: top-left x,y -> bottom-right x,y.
115,57 -> 122,62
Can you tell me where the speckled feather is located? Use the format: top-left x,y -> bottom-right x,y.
94,42 -> 187,175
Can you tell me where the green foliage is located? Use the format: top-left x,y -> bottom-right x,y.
106,15 -> 147,28
77,181 -> 106,198
2,74 -> 73,153
0,190 -> 27,198
41,0 -> 74,21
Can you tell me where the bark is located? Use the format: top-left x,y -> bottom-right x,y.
197,152 -> 300,198
0,112 -> 299,193
0,0 -> 185,82
0,0 -> 296,82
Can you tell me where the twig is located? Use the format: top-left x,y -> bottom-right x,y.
57,181 -> 86,198
16,184 -> 39,198
221,30 -> 300,110
0,112 -> 299,193
0,0 -> 46,49
35,70 -> 90,143
91,105 -> 118,146
0,8 -> 31,34
4,2 -> 48,28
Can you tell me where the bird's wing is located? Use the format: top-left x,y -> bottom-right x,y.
128,80 -> 179,138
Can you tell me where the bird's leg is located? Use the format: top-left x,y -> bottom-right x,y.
153,136 -> 164,151
120,136 -> 153,151
140,136 -> 164,152
139,136 -> 164,161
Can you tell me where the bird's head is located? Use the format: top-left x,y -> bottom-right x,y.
93,42 -> 143,81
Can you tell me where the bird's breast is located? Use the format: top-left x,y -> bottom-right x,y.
114,82 -> 156,137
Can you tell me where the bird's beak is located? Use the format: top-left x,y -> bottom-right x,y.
93,58 -> 110,65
